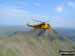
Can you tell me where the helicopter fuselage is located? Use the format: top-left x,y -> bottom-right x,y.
27,22 -> 52,29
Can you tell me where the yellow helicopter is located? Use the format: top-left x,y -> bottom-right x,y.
27,19 -> 52,29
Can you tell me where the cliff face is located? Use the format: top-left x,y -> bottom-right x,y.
0,29 -> 75,56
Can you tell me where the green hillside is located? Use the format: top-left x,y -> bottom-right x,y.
0,29 -> 75,56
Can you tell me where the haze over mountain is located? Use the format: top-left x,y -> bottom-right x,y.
0,25 -> 31,36
54,28 -> 75,41
0,28 -> 75,56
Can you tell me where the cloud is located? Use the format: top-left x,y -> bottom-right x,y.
0,5 -> 4,9
33,3 -> 42,7
68,2 -> 75,8
0,6 -> 48,25
55,6 -> 63,13
50,16 -> 68,28
17,2 -> 42,7
0,8 -> 29,18
9,9 -> 28,14
17,2 -> 31,6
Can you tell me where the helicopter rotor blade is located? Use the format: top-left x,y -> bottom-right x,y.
32,19 -> 42,22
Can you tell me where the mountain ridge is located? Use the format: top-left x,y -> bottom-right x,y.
0,29 -> 75,56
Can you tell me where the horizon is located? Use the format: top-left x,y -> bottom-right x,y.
0,0 -> 75,28
0,24 -> 75,29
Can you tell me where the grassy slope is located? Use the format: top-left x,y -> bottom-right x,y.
0,29 -> 75,56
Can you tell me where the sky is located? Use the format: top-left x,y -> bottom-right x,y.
0,0 -> 75,28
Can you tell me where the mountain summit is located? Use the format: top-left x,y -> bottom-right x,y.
0,29 -> 75,56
